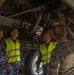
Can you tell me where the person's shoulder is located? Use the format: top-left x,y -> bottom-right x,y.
50,48 -> 59,58
50,41 -> 57,46
40,41 -> 45,45
4,38 -> 10,41
59,41 -> 74,54
62,40 -> 74,47
16,39 -> 20,43
3,38 -> 9,43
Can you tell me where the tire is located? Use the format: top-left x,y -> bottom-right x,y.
23,50 -> 35,75
27,50 -> 43,75
19,50 -> 28,74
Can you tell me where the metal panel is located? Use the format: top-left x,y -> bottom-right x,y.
63,0 -> 74,10
0,0 -> 6,7
0,15 -> 20,26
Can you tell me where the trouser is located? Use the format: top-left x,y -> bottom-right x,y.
7,62 -> 20,75
42,64 -> 48,75
0,61 -> 6,75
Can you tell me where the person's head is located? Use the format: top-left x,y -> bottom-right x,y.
0,27 -> 4,39
52,24 -> 67,42
9,28 -> 19,40
42,31 -> 52,44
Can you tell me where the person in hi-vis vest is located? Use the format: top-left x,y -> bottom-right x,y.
36,31 -> 56,75
5,28 -> 21,75
0,26 -> 7,75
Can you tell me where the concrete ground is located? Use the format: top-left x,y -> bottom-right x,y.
19,73 -> 24,75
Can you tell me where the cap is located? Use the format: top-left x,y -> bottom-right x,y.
51,20 -> 65,28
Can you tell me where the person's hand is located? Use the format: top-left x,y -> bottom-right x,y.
36,68 -> 39,73
21,62 -> 24,67
6,64 -> 12,70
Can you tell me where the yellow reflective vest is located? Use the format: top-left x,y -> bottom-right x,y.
5,38 -> 21,63
40,41 -> 56,65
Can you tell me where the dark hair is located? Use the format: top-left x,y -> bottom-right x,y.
7,27 -> 18,37
52,24 -> 64,30
9,27 -> 18,33
41,30 -> 48,37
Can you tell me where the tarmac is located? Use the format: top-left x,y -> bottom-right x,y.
19,73 -> 24,75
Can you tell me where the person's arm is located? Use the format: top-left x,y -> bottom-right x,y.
36,50 -> 42,68
19,40 -> 24,67
3,40 -> 12,70
47,49 -> 60,75
20,49 -> 24,66
3,40 -> 8,63
36,50 -> 42,73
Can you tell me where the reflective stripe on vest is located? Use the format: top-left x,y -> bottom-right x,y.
40,41 -> 56,65
5,38 -> 21,63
